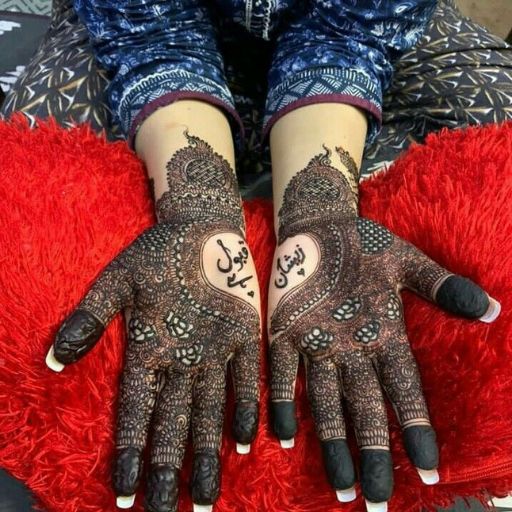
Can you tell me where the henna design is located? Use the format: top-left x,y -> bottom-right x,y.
353,320 -> 381,345
275,244 -> 306,289
300,327 -> 334,353
335,145 -> 359,196
332,297 -> 362,321
53,132 -> 261,506
269,143 -> 490,498
386,293 -> 402,321
356,218 -> 394,255
129,317 -> 156,343
165,311 -> 194,339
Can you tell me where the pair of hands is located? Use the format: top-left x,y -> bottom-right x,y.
46,135 -> 499,512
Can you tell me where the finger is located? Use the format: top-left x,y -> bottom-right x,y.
339,351 -> 393,509
231,339 -> 260,454
146,369 -> 194,512
398,241 -> 500,322
113,361 -> 159,507
306,358 -> 355,501
373,335 -> 439,485
190,367 -> 226,510
269,338 -> 299,448
49,259 -> 133,369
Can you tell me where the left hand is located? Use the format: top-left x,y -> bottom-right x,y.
267,148 -> 500,509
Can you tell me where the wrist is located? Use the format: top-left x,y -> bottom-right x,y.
274,147 -> 359,243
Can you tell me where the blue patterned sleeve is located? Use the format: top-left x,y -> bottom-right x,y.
265,0 -> 437,142
73,0 -> 242,146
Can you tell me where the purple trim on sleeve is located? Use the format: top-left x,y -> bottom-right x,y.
262,94 -> 382,141
128,91 -> 245,149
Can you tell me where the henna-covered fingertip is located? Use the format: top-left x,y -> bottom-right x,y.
236,443 -> 251,454
479,297 -> 501,323
46,345 -> 65,372
336,487 -> 356,503
417,468 -> 440,485
365,501 -> 387,512
193,504 -> 213,512
280,438 -> 294,449
116,495 -> 135,509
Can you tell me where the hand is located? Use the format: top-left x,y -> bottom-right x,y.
46,133 -> 261,512
268,147 -> 499,510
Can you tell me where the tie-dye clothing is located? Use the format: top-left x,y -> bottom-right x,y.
73,0 -> 436,146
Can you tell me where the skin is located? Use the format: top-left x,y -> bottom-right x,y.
268,103 -> 496,507
49,102 -> 262,512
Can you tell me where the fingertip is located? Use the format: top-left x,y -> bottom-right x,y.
403,425 -> 439,471
360,450 -> 393,504
336,487 -> 356,503
116,495 -> 135,509
232,401 -> 258,445
435,275 -> 490,319
280,438 -> 294,449
416,468 -> 440,485
271,401 -> 297,441
190,450 -> 220,506
479,296 -> 501,323
321,439 -> 355,491
113,447 -> 143,498
236,443 -> 251,455
46,345 -> 65,372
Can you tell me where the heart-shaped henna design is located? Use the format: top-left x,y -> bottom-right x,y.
269,145 -> 499,508
48,132 -> 261,511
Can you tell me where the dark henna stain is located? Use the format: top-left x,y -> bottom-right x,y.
145,465 -> 179,512
113,446 -> 143,496
321,439 -> 355,490
190,450 -> 221,505
271,401 -> 297,440
54,309 -> 104,364
403,425 -> 439,470
232,400 -> 259,444
435,275 -> 489,318
360,449 -> 394,503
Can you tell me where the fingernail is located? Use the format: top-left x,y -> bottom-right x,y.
365,501 -> 388,512
193,504 -> 213,512
236,443 -> 251,455
280,438 -> 294,449
480,297 -> 501,323
417,468 -> 440,485
336,487 -> 356,503
116,495 -> 135,509
46,346 -> 65,372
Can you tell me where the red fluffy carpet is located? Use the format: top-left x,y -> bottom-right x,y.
1,116 -> 512,512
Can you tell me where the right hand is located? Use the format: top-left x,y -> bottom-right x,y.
47,133 -> 261,512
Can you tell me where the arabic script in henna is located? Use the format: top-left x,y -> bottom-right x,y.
53,132 -> 261,509
269,145 -> 491,501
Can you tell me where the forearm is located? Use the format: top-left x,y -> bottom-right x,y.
270,103 -> 368,230
135,100 -> 237,206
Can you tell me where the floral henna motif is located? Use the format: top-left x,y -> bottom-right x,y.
53,132 -> 261,506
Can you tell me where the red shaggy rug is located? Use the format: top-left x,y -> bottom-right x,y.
1,116 -> 512,512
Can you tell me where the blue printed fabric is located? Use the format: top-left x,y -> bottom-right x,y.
73,0 -> 437,145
